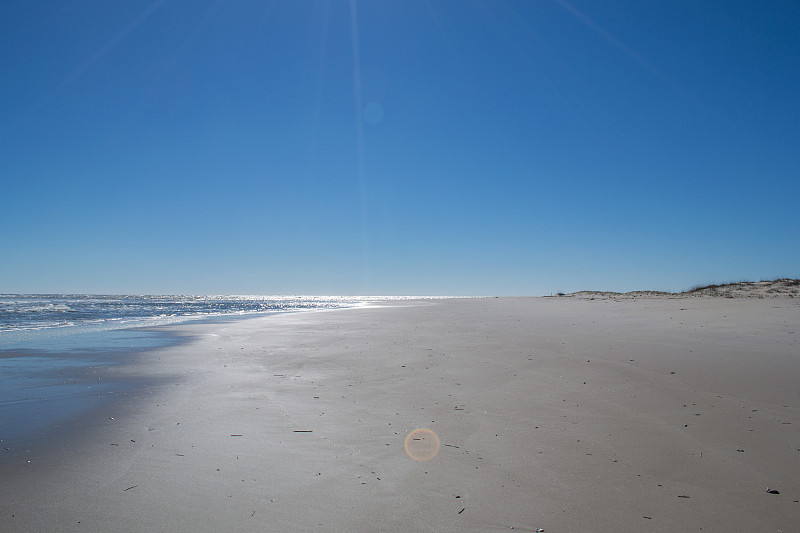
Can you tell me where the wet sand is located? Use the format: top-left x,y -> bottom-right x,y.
0,327 -> 183,453
1,297 -> 799,532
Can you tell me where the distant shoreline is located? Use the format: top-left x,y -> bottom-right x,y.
554,278 -> 800,299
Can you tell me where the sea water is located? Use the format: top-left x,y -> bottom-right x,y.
0,294 -> 368,453
0,294 -> 367,337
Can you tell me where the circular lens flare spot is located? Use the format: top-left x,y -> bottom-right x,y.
404,428 -> 440,461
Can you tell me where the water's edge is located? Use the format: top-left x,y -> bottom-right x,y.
0,324 -> 194,460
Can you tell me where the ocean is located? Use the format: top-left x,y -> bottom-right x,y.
0,294 -> 372,453
0,294 -> 370,337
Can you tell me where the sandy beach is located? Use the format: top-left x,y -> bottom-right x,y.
1,296 -> 799,532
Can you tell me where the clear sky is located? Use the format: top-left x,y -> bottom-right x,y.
2,1 -> 798,295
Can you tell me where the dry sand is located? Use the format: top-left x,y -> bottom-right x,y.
1,296 -> 799,532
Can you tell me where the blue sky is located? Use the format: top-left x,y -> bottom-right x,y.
2,0 -> 798,295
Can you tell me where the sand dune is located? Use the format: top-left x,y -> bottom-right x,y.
567,278 -> 800,299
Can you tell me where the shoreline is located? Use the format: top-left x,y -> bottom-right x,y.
0,304 -> 378,457
1,297 -> 798,532
0,327 -> 189,457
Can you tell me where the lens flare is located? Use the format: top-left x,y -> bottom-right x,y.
404,428 -> 440,461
